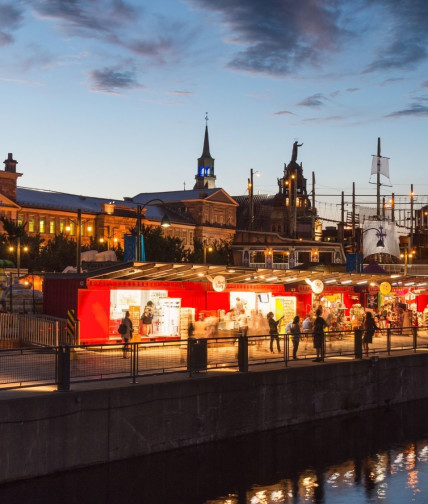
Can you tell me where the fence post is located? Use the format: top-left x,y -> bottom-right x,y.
354,329 -> 363,359
131,343 -> 138,384
238,335 -> 248,372
284,334 -> 289,367
75,319 -> 81,345
55,320 -> 59,347
57,346 -> 71,392
387,328 -> 391,355
412,326 -> 418,352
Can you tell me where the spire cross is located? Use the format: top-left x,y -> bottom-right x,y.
205,112 -> 209,125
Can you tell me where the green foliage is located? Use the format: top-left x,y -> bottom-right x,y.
0,217 -> 43,272
142,224 -> 187,262
0,216 -> 26,238
189,238 -> 233,265
37,233 -> 77,272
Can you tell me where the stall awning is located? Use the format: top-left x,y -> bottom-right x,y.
86,261 -> 428,288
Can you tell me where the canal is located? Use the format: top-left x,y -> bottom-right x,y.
1,398 -> 427,503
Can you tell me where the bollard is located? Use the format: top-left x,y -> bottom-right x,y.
57,345 -> 71,392
238,335 -> 248,372
354,329 -> 363,359
187,338 -> 207,377
412,326 -> 418,352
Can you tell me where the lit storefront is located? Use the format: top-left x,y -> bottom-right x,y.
43,262 -> 428,345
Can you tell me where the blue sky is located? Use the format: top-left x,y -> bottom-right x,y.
1,0 -> 428,221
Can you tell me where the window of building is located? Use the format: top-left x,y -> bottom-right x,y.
17,214 -> 24,226
60,219 -> 65,233
250,251 -> 265,264
39,218 -> 46,234
28,216 -> 35,233
68,221 -> 75,235
49,220 -> 55,234
273,251 -> 288,264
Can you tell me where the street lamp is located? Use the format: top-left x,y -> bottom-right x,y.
203,243 -> 213,264
136,199 -> 171,261
99,226 -> 120,250
8,236 -> 28,279
400,248 -> 415,276
66,209 -> 93,273
248,168 -> 260,231
356,226 -> 386,272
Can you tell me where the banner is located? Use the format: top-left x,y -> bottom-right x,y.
362,221 -> 400,258
124,235 -> 136,262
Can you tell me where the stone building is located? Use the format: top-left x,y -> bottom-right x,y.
0,124 -> 237,260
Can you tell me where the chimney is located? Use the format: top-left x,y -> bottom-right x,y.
4,153 -> 18,173
0,153 -> 22,201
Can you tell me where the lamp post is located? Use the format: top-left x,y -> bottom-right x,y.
99,226 -> 120,250
8,236 -> 28,280
356,226 -> 386,273
248,169 -> 260,231
400,248 -> 414,276
203,243 -> 213,264
66,209 -> 93,273
136,199 -> 171,261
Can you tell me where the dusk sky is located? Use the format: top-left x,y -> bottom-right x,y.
1,0 -> 428,221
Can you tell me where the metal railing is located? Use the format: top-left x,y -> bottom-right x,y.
0,313 -> 75,347
1,326 -> 427,391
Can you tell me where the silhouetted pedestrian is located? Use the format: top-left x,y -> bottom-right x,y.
267,312 -> 283,353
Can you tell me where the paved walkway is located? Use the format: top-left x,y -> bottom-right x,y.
1,330 -> 427,398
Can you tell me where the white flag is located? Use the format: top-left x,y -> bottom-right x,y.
371,156 -> 390,178
362,221 -> 400,258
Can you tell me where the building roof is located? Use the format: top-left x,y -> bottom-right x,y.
75,261 -> 427,287
16,187 -> 195,225
131,188 -> 235,204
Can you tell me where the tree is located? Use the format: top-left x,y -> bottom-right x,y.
0,216 -> 43,272
37,233 -> 78,272
129,224 -> 187,262
189,238 -> 233,265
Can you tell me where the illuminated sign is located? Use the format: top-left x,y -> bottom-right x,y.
379,281 -> 392,295
212,275 -> 226,292
311,279 -> 324,294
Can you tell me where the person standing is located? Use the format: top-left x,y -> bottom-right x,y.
290,315 -> 301,360
121,310 -> 133,359
302,313 -> 313,340
363,311 -> 378,357
313,307 -> 327,362
141,306 -> 154,336
237,309 -> 249,337
267,312 -> 283,353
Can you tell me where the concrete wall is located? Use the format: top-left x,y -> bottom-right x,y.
1,353 -> 428,484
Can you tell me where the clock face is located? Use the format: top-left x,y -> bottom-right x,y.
312,279 -> 324,294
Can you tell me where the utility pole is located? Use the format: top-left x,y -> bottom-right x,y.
376,137 -> 381,218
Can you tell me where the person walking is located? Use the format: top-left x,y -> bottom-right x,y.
363,311 -> 378,357
290,315 -> 301,360
313,308 -> 327,362
302,313 -> 313,340
121,310 -> 133,359
267,312 -> 283,353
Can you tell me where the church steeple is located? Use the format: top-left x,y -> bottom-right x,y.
194,114 -> 216,189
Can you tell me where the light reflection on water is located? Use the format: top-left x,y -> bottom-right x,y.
1,399 -> 428,503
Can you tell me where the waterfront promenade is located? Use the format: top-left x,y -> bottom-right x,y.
1,327 -> 427,393
1,333 -> 428,484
